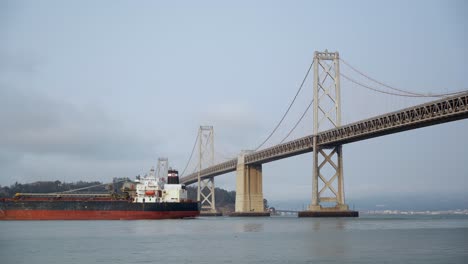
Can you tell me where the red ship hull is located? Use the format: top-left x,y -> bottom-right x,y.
0,209 -> 199,220
0,198 -> 200,220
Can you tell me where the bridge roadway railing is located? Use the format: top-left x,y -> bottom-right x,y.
180,92 -> 468,185
180,159 -> 237,185
180,135 -> 316,185
317,92 -> 468,146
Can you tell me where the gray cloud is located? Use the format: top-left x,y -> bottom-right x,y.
0,85 -> 156,162
0,51 -> 42,74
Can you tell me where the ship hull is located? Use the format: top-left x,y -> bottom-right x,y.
0,199 -> 200,220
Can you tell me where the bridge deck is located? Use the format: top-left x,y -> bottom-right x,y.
180,92 -> 468,185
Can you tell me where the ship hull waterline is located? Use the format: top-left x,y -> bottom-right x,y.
0,200 -> 200,220
0,210 -> 200,220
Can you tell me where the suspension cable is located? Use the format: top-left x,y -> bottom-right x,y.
340,58 -> 466,97
340,72 -> 434,97
279,99 -> 313,144
254,59 -> 314,150
181,132 -> 199,176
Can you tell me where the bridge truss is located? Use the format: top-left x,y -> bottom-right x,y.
181,92 -> 468,185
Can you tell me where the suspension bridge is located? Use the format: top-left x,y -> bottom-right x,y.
169,50 -> 467,217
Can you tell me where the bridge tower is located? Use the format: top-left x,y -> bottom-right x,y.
303,50 -> 355,216
197,126 -> 219,215
156,157 -> 168,180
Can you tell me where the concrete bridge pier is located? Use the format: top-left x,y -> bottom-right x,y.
230,153 -> 270,217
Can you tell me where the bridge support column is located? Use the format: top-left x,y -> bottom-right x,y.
199,177 -> 222,216
231,154 -> 270,216
197,126 -> 222,216
299,50 -> 357,217
300,144 -> 357,217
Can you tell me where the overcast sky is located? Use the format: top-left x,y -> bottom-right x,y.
1,0 -> 467,205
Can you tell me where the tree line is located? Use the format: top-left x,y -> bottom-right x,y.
0,181 -> 108,197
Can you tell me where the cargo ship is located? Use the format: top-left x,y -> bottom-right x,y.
0,168 -> 200,220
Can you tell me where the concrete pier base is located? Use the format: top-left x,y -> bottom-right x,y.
229,212 -> 270,217
298,205 -> 358,217
298,210 -> 358,217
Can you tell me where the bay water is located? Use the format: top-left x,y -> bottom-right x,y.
1,215 -> 467,263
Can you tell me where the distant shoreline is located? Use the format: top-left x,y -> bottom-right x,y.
360,209 -> 468,215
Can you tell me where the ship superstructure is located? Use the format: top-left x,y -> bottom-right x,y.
133,168 -> 188,203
